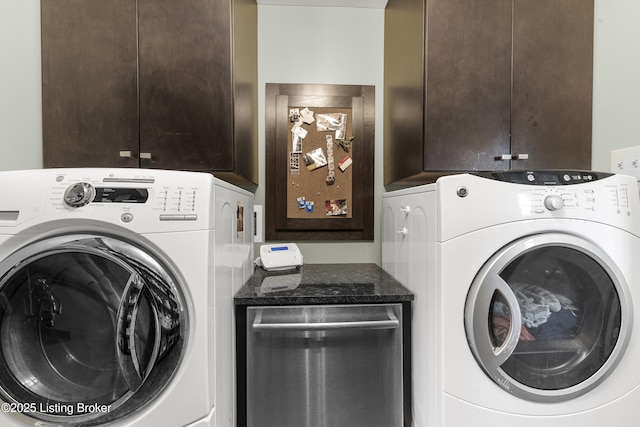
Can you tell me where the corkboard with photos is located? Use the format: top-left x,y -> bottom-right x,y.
265,83 -> 374,241
287,107 -> 353,220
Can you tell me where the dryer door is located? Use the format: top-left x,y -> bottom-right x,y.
465,233 -> 633,402
0,234 -> 187,425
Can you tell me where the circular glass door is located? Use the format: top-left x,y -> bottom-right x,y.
0,234 -> 187,425
465,233 -> 632,402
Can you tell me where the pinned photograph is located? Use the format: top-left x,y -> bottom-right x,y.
290,152 -> 300,175
316,113 -> 344,132
338,156 -> 352,172
297,196 -> 306,209
302,147 -> 327,171
305,201 -> 315,213
291,125 -> 306,153
325,199 -> 347,216
300,107 -> 315,125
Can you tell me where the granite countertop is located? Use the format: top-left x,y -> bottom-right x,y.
234,263 -> 414,306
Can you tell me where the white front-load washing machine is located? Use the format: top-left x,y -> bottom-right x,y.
0,168 -> 254,427
383,171 -> 640,426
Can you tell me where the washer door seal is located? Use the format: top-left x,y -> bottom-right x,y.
0,234 -> 187,425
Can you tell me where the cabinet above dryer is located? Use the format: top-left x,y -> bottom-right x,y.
383,0 -> 594,186
41,0 -> 258,187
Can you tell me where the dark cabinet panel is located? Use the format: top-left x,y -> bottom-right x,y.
41,0 -> 139,168
138,0 -> 233,171
42,0 -> 258,186
384,0 -> 593,186
511,0 -> 593,171
424,0 -> 512,172
383,0 -> 425,186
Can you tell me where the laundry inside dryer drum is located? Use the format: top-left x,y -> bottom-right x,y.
492,246 -> 621,391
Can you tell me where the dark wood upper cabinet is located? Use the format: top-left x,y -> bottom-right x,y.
41,1 -> 139,170
384,0 -> 594,186
42,0 -> 258,186
511,0 -> 594,172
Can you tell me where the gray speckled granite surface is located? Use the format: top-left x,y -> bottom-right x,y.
234,263 -> 414,305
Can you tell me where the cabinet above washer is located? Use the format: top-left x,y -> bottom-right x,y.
383,0 -> 593,186
41,0 -> 258,187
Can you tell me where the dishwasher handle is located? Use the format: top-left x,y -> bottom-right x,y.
252,307 -> 400,332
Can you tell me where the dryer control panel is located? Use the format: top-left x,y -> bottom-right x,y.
437,171 -> 640,241
517,184 -> 631,215
470,170 -> 631,215
471,170 -> 613,186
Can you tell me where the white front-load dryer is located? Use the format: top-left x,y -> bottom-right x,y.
382,170 -> 640,426
0,168 -> 254,427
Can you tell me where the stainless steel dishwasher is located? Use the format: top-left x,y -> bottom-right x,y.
246,303 -> 404,427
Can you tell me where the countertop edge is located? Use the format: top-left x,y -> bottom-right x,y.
234,263 -> 414,306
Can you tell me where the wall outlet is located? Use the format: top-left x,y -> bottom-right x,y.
611,146 -> 640,180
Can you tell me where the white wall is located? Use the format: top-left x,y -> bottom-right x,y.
592,0 -> 640,171
0,0 -> 42,170
256,5 -> 384,264
1,1 -> 639,263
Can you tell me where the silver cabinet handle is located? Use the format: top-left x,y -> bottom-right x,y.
400,206 -> 411,214
119,150 -> 133,158
140,152 -> 152,160
397,227 -> 408,236
494,154 -> 529,161
252,308 -> 399,332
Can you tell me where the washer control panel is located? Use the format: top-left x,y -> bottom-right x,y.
0,168 -> 218,232
45,169 -> 213,229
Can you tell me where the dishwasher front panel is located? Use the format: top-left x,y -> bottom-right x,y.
246,304 -> 404,427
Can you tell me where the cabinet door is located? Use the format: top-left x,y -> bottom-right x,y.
138,0 -> 234,171
511,0 -> 593,170
424,0 -> 512,172
42,0 -> 138,168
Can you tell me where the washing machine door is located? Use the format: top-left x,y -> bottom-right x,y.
465,233 -> 633,402
0,234 -> 187,425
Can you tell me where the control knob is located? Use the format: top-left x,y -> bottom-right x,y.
544,195 -> 564,211
64,182 -> 95,207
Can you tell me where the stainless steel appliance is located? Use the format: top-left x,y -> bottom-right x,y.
245,304 -> 404,427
